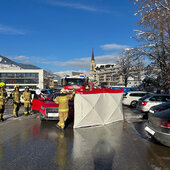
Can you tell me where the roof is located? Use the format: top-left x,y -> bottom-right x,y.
91,48 -> 95,61
127,91 -> 148,93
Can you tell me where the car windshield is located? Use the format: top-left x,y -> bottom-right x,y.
41,89 -> 52,94
65,78 -> 85,86
48,93 -> 60,101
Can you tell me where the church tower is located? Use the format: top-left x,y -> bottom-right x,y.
90,48 -> 96,77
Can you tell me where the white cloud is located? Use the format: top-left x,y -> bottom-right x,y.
42,54 -> 119,68
100,43 -> 130,51
10,55 -> 33,65
0,24 -> 24,35
23,60 -> 33,65
12,56 -> 30,61
46,0 -> 109,13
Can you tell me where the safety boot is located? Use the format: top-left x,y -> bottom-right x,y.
13,113 -> 17,118
0,117 -> 4,121
0,114 -> 4,122
56,124 -> 64,130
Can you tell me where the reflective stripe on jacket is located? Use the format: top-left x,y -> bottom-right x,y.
54,94 -> 73,113
12,91 -> 21,103
22,91 -> 32,103
0,88 -> 8,106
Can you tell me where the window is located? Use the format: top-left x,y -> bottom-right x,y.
65,78 -> 85,86
149,96 -> 164,102
41,90 -> 49,94
130,93 -> 148,97
164,96 -> 170,102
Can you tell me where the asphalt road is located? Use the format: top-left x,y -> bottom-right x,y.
0,103 -> 170,170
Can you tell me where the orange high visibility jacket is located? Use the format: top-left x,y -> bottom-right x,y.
54,94 -> 73,113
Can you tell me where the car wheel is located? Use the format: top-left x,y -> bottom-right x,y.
131,101 -> 137,108
32,110 -> 37,114
40,114 -> 46,121
142,112 -> 148,119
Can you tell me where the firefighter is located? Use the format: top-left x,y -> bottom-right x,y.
85,85 -> 90,91
22,86 -> 32,116
12,85 -> 21,117
35,89 -> 45,99
54,89 -> 75,130
0,82 -> 8,121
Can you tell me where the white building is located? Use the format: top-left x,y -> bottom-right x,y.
127,76 -> 142,87
94,64 -> 124,87
0,69 -> 48,90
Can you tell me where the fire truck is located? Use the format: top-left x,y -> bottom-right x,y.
61,72 -> 88,91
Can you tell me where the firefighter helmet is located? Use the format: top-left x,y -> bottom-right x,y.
0,82 -> 6,87
14,85 -> 19,89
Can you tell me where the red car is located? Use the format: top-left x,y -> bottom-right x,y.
32,94 -> 52,113
39,93 -> 74,121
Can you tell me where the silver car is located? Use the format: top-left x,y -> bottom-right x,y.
137,94 -> 170,112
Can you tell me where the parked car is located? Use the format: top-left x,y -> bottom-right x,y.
41,89 -> 53,97
32,93 -> 52,113
123,91 -> 150,108
39,92 -> 74,121
149,102 -> 170,114
137,94 -> 170,112
145,109 -> 170,147
6,89 -> 14,98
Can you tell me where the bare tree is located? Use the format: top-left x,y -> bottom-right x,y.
132,0 -> 170,93
118,49 -> 145,87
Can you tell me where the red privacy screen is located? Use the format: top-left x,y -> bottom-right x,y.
75,88 -> 124,94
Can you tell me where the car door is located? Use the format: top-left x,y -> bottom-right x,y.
129,93 -> 139,103
148,96 -> 164,109
163,96 -> 170,103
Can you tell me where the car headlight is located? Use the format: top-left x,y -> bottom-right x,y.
41,105 -> 45,110
149,109 -> 154,114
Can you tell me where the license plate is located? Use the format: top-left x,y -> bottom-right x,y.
145,126 -> 155,135
48,113 -> 59,117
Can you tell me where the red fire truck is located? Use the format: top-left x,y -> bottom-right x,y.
61,72 -> 88,91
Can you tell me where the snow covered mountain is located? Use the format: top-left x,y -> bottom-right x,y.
0,55 -> 40,70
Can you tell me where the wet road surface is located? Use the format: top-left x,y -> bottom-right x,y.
0,105 -> 170,170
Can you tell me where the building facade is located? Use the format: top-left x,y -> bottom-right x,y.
0,69 -> 48,90
94,64 -> 124,87
94,64 -> 145,88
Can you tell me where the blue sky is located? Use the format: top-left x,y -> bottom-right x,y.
0,0 -> 139,73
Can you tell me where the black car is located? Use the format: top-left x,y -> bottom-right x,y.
149,102 -> 170,114
145,109 -> 170,147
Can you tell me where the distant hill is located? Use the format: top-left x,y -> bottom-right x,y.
0,55 -> 41,70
